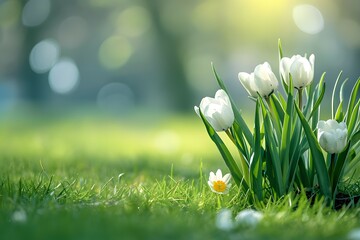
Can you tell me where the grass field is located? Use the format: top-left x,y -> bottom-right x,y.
1,110 -> 360,240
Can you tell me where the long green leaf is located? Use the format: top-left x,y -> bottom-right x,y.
308,80 -> 326,121
295,103 -> 332,199
250,100 -> 263,200
347,99 -> 360,137
199,110 -> 246,189
346,76 -> 360,126
335,101 -> 344,122
332,71 -> 343,119
332,144 -> 350,196
260,98 -> 284,196
280,74 -> 294,189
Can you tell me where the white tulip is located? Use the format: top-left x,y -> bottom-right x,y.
238,62 -> 278,98
280,54 -> 315,89
194,89 -> 234,132
317,119 -> 348,154
238,72 -> 257,98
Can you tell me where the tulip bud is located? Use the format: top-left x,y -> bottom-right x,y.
317,119 -> 348,154
238,62 -> 278,98
280,54 -> 315,89
194,89 -> 234,131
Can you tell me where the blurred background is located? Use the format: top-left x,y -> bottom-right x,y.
0,0 -> 359,113
0,0 -> 359,171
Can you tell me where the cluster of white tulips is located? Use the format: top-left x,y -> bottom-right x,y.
197,41 -> 360,204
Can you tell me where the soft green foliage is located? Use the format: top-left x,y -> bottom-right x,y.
198,41 -> 360,205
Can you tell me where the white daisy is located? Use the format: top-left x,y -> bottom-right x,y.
208,169 -> 231,194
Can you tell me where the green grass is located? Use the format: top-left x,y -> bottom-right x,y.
1,111 -> 360,240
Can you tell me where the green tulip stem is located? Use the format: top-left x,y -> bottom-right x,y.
298,88 -> 303,111
329,153 -> 336,185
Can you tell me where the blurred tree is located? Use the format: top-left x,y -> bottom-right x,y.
143,0 -> 193,111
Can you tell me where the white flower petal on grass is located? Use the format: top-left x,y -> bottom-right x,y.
11,209 -> 27,223
348,228 -> 360,240
215,209 -> 234,231
235,209 -> 263,227
208,169 -> 232,194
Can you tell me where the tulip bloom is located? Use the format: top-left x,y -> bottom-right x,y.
238,62 -> 278,98
194,89 -> 234,132
280,54 -> 315,89
317,119 -> 348,154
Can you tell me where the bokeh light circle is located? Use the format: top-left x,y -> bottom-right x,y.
48,58 -> 79,94
29,39 -> 60,73
292,4 -> 324,35
22,0 -> 51,27
98,36 -> 132,69
97,82 -> 134,113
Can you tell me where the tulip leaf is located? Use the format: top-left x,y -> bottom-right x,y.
339,78 -> 349,103
335,101 -> 344,122
232,123 -> 250,159
307,76 -> 326,121
347,99 -> 360,137
211,63 -> 254,147
270,94 -> 285,124
259,97 -> 284,196
280,75 -> 294,189
332,71 -> 343,119
332,144 -> 350,196
250,100 -> 263,200
346,76 -> 360,126
198,109 -> 247,189
295,103 -> 332,199
278,39 -> 284,59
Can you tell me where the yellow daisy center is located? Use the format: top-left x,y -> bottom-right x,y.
213,180 -> 227,192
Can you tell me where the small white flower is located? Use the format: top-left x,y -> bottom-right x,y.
239,62 -> 278,98
215,209 -> 234,231
208,169 -> 231,194
280,54 -> 315,89
235,209 -> 263,227
348,228 -> 360,240
194,89 -> 234,132
11,209 -> 27,223
317,119 -> 348,154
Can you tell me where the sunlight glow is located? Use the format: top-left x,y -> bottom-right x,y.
292,4 -> 324,35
